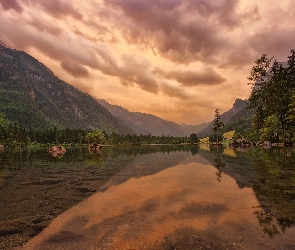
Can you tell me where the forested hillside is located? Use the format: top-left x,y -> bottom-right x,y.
0,41 -> 133,134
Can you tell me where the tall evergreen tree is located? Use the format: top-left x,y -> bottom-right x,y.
212,109 -> 224,145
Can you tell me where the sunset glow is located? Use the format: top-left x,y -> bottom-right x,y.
1,0 -> 294,124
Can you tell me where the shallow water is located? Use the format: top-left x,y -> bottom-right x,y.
1,145 -> 295,249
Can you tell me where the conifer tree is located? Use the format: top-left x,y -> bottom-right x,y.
212,109 -> 224,145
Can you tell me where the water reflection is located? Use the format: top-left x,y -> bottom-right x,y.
250,147 -> 295,237
0,145 -> 201,249
198,145 -> 295,240
211,146 -> 226,182
0,145 -> 295,249
20,149 -> 295,250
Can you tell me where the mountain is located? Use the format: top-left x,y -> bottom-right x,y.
179,122 -> 211,134
198,99 -> 249,137
223,106 -> 254,135
97,99 -> 192,137
0,41 -> 134,134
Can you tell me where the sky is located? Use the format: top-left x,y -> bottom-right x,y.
0,0 -> 295,125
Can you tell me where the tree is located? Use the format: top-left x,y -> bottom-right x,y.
247,54 -> 273,131
189,133 -> 199,144
248,50 -> 295,143
259,115 -> 280,142
212,109 -> 224,145
85,130 -> 106,144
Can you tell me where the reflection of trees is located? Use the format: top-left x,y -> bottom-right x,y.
250,147 -> 295,237
106,144 -> 199,156
210,145 -> 226,182
253,204 -> 281,238
214,155 -> 226,182
200,145 -> 295,237
254,208 -> 280,238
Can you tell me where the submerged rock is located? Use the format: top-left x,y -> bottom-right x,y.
88,143 -> 103,154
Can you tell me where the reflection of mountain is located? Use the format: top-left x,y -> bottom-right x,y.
22,151 -> 295,250
0,145 -> 201,249
100,147 -> 205,189
2,146 -> 295,248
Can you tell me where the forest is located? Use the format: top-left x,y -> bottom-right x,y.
0,114 -> 199,147
246,49 -> 295,144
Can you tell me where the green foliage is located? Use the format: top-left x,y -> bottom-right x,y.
224,107 -> 254,139
0,122 -> 201,147
0,112 -> 7,128
259,115 -> 280,142
85,130 -> 106,144
209,134 -> 224,143
248,49 -> 295,143
247,54 -> 273,83
189,133 -> 200,144
287,90 -> 295,124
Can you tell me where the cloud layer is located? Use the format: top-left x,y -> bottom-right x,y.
0,0 -> 295,124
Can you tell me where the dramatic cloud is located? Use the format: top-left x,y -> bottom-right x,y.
27,17 -> 63,37
154,67 -> 226,86
161,83 -> 192,100
246,26 -> 295,61
0,0 -> 294,124
61,60 -> 90,78
102,0 -> 262,64
96,53 -> 159,93
0,0 -> 23,13
27,0 -> 83,20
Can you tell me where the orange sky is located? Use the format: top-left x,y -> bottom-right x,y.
0,0 -> 295,125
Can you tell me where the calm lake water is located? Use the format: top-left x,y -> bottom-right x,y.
0,145 -> 295,249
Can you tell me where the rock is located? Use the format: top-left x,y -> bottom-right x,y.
88,144 -> 103,154
47,145 -> 66,157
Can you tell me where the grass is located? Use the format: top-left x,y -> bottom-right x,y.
200,130 -> 235,144
223,130 -> 235,139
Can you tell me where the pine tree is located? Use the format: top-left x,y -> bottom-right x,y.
212,109 -> 224,145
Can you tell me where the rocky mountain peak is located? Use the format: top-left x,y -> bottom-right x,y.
231,98 -> 247,114
0,40 -> 11,49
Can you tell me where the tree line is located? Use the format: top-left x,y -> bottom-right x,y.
0,114 -> 200,147
246,49 -> 295,144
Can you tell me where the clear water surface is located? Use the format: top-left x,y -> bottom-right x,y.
0,145 -> 295,249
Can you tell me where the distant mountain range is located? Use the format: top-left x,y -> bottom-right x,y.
97,99 -> 208,137
179,122 -> 211,135
0,40 -> 253,137
96,99 -> 250,138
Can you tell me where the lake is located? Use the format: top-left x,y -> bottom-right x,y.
0,145 -> 295,249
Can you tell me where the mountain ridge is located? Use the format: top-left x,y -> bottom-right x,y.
0,41 -> 134,134
0,40 -> 252,137
96,99 -> 192,137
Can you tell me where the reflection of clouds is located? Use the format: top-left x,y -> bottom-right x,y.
21,160 -> 295,250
